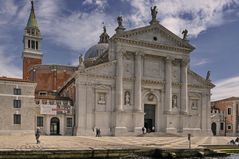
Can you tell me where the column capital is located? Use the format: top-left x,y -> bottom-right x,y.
135,51 -> 144,57
181,58 -> 190,66
165,56 -> 174,62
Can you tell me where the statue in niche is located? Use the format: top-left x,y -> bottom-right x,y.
98,93 -> 106,104
191,100 -> 198,110
125,91 -> 131,105
172,95 -> 177,108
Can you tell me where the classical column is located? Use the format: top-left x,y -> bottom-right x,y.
115,50 -> 124,111
201,92 -> 207,131
134,52 -> 142,112
165,56 -> 173,112
181,59 -> 188,113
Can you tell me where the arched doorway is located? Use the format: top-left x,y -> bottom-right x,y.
50,117 -> 60,135
144,104 -> 156,132
211,122 -> 217,136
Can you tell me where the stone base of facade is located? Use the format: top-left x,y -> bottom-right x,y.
113,127 -> 128,136
0,130 -> 34,135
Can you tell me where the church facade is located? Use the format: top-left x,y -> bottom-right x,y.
59,8 -> 215,136
0,2 -> 214,136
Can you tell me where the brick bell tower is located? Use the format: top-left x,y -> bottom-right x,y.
22,1 -> 42,80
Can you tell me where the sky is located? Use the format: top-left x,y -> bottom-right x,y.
0,0 -> 239,101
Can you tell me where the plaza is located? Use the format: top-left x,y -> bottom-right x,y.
0,135 -> 232,150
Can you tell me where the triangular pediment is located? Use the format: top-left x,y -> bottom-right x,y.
112,23 -> 195,52
188,70 -> 215,88
84,61 -> 115,77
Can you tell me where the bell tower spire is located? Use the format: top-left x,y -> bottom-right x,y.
22,0 -> 42,80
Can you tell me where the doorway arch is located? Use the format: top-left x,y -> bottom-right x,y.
143,91 -> 159,132
50,117 -> 60,135
211,122 -> 217,136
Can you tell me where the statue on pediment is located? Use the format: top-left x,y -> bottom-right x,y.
151,6 -> 158,21
117,16 -> 123,27
182,29 -> 188,40
150,6 -> 159,25
206,71 -> 211,80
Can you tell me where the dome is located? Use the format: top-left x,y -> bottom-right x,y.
84,43 -> 109,60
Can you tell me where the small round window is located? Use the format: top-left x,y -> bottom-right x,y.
153,36 -> 157,41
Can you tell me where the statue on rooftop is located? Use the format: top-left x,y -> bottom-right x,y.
151,6 -> 158,21
206,71 -> 211,80
117,16 -> 123,27
182,29 -> 188,40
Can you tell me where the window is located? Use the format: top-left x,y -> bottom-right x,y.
36,41 -> 38,50
13,88 -> 21,95
28,40 -> 30,48
31,40 -> 35,49
35,100 -> 40,105
42,100 -> 47,104
13,114 -> 21,124
228,125 -> 232,130
13,100 -> 21,108
220,123 -> 224,130
39,91 -> 47,96
49,100 -> 54,105
228,108 -> 232,115
66,118 -> 72,127
37,116 -> 43,127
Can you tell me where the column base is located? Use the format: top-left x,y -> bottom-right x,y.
113,127 -> 128,136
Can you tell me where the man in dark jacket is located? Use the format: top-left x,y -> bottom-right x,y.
35,127 -> 41,144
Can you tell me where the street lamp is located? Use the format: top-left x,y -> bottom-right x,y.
225,116 -> 227,136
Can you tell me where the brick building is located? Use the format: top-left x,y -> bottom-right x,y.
211,97 -> 239,136
21,1 -> 75,135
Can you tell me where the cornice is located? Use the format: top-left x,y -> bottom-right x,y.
188,69 -> 215,88
113,37 -> 191,53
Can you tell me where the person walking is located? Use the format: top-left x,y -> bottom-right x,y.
35,127 -> 41,144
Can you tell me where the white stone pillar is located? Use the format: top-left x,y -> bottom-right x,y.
115,50 -> 124,111
134,52 -> 142,112
201,92 -> 208,133
181,59 -> 188,113
165,56 -> 173,112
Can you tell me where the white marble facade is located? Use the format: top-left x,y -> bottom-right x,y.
72,21 -> 214,136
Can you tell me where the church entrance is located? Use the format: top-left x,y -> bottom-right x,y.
144,104 -> 156,132
50,117 -> 60,135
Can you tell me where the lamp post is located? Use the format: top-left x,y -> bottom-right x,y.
225,116 -> 227,136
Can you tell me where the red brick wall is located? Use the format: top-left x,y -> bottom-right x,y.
23,57 -> 41,80
32,68 -> 75,93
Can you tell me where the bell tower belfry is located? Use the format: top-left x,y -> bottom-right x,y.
22,1 -> 42,80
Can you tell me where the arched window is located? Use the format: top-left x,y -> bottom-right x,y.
36,41 -> 38,50
28,40 -> 30,48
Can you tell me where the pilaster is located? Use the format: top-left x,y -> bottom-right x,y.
134,52 -> 143,112
115,50 -> 124,112
165,56 -> 173,112
181,58 -> 189,113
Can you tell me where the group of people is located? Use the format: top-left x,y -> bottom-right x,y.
142,126 -> 155,134
229,137 -> 239,145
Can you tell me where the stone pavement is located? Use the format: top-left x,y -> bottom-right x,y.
0,135 -> 235,151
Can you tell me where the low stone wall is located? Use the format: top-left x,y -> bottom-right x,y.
0,148 -> 228,159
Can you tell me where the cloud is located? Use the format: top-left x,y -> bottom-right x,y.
82,0 -> 108,11
0,46 -> 21,78
212,76 -> 239,101
125,0 -> 239,38
191,58 -> 210,66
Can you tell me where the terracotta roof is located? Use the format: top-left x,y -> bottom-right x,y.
0,76 -> 35,83
212,97 -> 239,103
